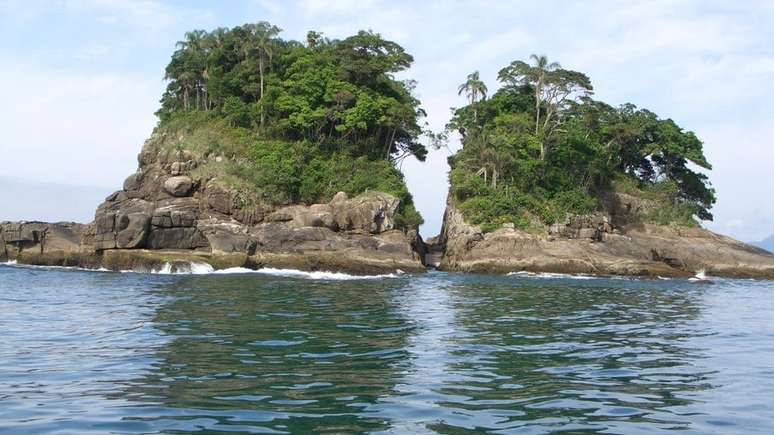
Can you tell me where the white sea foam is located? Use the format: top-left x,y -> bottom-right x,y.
6,260 -> 405,281
688,269 -> 713,283
147,262 -> 215,275
507,271 -> 597,280
214,266 -> 402,280
132,261 -> 400,280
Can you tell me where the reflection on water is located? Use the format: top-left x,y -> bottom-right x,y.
133,275 -> 414,433
2,265 -> 774,433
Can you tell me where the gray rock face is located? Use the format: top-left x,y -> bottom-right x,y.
438,201 -> 774,278
0,221 -> 93,265
9,126 -> 774,278
199,223 -> 255,255
203,183 -> 232,215
116,213 -> 150,249
146,227 -> 209,250
4,134 -> 426,274
123,172 -> 142,191
330,192 -> 400,233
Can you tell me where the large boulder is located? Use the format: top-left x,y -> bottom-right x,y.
122,172 -> 142,191
115,213 -> 150,249
330,191 -> 400,234
163,176 -> 194,197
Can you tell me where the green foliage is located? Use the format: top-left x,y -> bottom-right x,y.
166,121 -> 422,229
157,24 -> 427,163
449,167 -> 492,200
394,203 -> 424,229
159,111 -> 254,158
448,54 -> 716,230
152,23 -> 427,230
221,96 -> 252,128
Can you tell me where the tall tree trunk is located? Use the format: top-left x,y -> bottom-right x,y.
534,79 -> 542,135
259,56 -> 265,127
535,77 -> 545,160
385,127 -> 397,160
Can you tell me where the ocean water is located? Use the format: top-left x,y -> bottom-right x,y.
1,263 -> 774,434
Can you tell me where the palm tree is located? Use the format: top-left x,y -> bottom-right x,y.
177,30 -> 208,110
253,22 -> 281,127
528,54 -> 560,136
457,71 -> 488,124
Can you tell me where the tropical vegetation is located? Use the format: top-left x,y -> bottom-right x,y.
155,23 -> 426,228
448,54 -> 716,232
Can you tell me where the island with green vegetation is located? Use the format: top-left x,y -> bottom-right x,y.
0,23 -> 429,274
436,55 -> 774,278
1,25 -> 773,278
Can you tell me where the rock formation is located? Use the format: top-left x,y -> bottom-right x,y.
437,198 -> 774,279
1,133 -> 427,275
5,133 -> 774,279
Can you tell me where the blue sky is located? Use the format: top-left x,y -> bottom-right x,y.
2,0 -> 774,241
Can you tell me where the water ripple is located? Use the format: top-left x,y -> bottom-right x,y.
2,265 -> 774,433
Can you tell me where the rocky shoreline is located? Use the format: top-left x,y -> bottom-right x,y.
4,133 -> 774,279
0,134 -> 427,275
436,202 -> 774,279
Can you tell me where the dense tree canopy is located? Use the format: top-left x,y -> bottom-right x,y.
158,24 -> 427,163
155,23 -> 426,229
448,55 -> 716,231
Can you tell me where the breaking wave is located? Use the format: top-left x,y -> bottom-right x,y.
2,259 -> 403,280
136,262 -> 403,280
217,267 -> 404,280
507,271 -> 598,280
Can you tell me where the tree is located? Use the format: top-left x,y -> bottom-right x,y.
157,23 -> 427,163
446,55 -> 716,230
498,54 -> 593,159
457,71 -> 488,124
240,22 -> 281,127
334,30 -> 413,86
306,30 -> 323,48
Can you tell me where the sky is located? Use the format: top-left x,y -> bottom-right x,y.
1,0 -> 773,242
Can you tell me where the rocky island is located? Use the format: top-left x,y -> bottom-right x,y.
1,25 -> 427,274
2,28 -> 773,279
434,56 -> 774,278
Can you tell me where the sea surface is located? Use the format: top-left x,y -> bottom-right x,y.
1,263 -> 774,434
